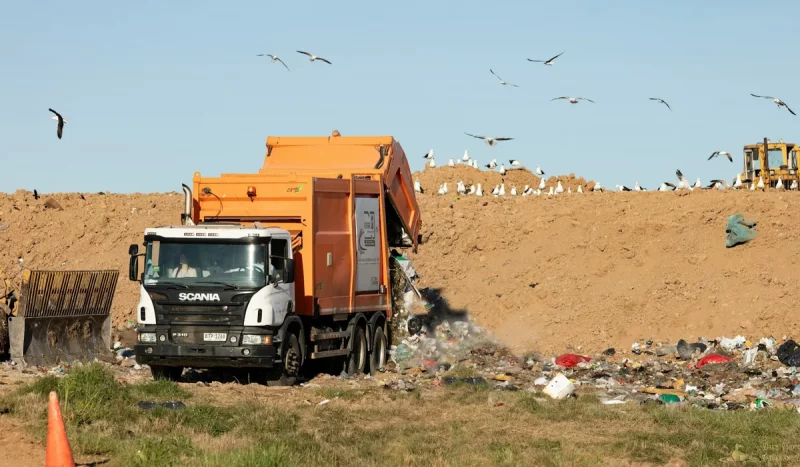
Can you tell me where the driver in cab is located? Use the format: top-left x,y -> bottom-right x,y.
170,254 -> 198,278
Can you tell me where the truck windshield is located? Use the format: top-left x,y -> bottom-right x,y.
143,240 -> 268,289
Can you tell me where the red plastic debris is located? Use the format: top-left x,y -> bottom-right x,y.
695,353 -> 733,369
555,354 -> 592,368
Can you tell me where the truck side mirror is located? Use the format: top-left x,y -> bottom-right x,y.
285,258 -> 295,283
128,244 -> 138,255
129,255 -> 139,282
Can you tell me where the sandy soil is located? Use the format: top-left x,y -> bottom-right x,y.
1,167 -> 795,354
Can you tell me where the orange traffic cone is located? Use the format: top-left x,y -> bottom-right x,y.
45,391 -> 75,467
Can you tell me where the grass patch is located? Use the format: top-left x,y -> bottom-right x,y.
6,364 -> 800,466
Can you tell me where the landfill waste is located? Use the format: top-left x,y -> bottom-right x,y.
677,339 -> 708,360
543,373 -> 575,400
725,213 -> 757,248
137,401 -> 186,411
777,340 -> 800,367
555,354 -> 591,368
695,353 -> 733,369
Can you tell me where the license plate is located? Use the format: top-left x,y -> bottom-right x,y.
203,332 -> 227,342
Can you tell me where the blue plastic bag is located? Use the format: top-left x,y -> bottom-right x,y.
725,214 -> 757,248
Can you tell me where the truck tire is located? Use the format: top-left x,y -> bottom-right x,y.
151,365 -> 183,381
346,326 -> 367,375
0,304 -> 9,357
369,326 -> 387,376
267,332 -> 301,386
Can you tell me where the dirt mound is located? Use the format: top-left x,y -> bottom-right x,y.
414,165 -> 596,194
0,190 -> 182,328
2,180 -> 799,354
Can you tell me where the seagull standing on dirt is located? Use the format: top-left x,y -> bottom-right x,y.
527,51 -> 565,66
577,185 -> 583,194
468,184 -> 476,195
48,108 -> 67,139
490,69 -> 520,87
476,184 -> 483,196
538,178 -> 546,190
750,94 -> 796,115
428,158 -> 436,168
709,151 -> 733,163
791,180 -> 798,190
659,182 -> 676,191
593,183 -> 604,192
462,150 -> 470,162
465,133 -> 514,148
499,184 -> 506,196
256,54 -> 290,71
438,183 -> 448,195
448,158 -> 455,167
555,181 -> 564,194
692,178 -> 702,190
509,159 -> 522,167
457,181 -> 466,195
491,185 -> 500,196
649,98 -> 672,111
414,179 -> 423,193
535,165 -> 545,176
547,186 -> 555,196
424,149 -> 434,159
675,170 -> 691,190
634,182 -> 645,191
471,159 -> 479,169
510,186 -> 518,196
757,176 -> 765,190
499,164 -> 506,176
552,96 -> 595,105
776,177 -> 785,190
485,159 -> 498,169
296,50 -> 332,64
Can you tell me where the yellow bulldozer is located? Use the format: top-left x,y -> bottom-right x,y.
741,137 -> 800,190
1,266 -> 119,366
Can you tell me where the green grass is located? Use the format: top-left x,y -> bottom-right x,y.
4,364 -> 800,466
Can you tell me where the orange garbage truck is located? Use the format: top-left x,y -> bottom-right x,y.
128,132 -> 422,384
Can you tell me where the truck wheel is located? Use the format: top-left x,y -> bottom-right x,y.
151,365 -> 183,381
369,327 -> 387,376
347,326 -> 367,375
267,332 -> 301,386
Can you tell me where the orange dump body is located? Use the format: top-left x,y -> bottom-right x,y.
190,134 -> 421,320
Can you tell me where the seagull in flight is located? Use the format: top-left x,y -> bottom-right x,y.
649,98 -> 672,111
708,151 -> 733,163
257,54 -> 290,71
489,69 -> 519,87
552,96 -> 595,105
464,133 -> 513,148
750,94 -> 795,115
527,51 -> 564,66
296,50 -> 332,64
48,108 -> 67,139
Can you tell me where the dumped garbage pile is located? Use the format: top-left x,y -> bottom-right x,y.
383,325 -> 800,411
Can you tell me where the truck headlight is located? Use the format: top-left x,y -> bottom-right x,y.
138,332 -> 157,343
242,335 -> 271,345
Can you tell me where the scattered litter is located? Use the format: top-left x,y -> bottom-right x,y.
695,353 -> 733,369
725,213 -> 757,248
543,373 -> 575,400
137,401 -> 186,411
554,354 -> 591,368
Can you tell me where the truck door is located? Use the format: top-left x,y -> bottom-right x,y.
268,238 -> 293,323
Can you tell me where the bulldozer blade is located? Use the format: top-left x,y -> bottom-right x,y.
9,269 -> 118,366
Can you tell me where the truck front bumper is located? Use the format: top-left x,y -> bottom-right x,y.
133,326 -> 280,369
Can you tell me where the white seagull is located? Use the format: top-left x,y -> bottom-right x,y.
593,183 -> 604,192
468,184 -> 476,195
462,149 -> 470,162
692,178 -> 702,190
256,54 -> 290,71
439,183 -> 448,195
634,182 -> 646,191
776,177 -> 785,190
577,185 -> 583,193
498,164 -> 506,176
296,50 -> 332,64
465,133 -> 514,148
757,176 -> 765,190
457,180 -> 466,195
527,51 -> 565,66
448,158 -> 455,167
659,182 -> 676,191
750,94 -> 795,115
414,179 -> 423,194
538,177 -> 546,190
791,179 -> 798,190
510,186 -> 518,196
424,149 -> 434,159
476,183 -> 484,196
675,169 -> 691,190
649,98 -> 672,111
485,159 -> 498,169
535,165 -> 545,176
428,158 -> 436,168
552,96 -> 595,105
498,184 -> 506,196
709,151 -> 733,163
492,185 -> 500,196
555,181 -> 564,194
489,69 -> 519,87
48,108 -> 67,139
509,159 -> 522,167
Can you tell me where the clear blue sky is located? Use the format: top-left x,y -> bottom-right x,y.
2,1 -> 798,193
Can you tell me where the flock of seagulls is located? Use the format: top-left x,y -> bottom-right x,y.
257,50 -> 332,70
